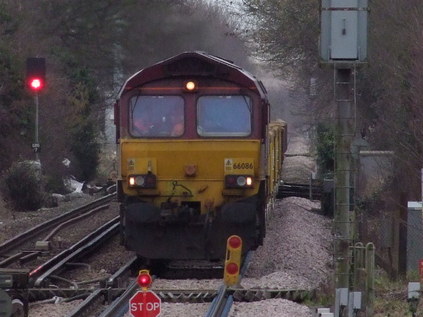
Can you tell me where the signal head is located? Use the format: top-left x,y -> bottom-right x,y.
28,77 -> 44,92
225,262 -> 239,275
137,269 -> 152,290
26,57 -> 46,93
228,235 -> 242,249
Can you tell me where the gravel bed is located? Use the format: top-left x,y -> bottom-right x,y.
230,298 -> 313,317
0,193 -> 96,244
153,278 -> 222,290
29,299 -> 84,316
244,198 -> 332,289
282,134 -> 317,184
231,197 -> 332,316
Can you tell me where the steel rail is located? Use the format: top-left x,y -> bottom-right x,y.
0,194 -> 116,256
205,285 -> 232,317
0,251 -> 30,267
106,256 -> 139,288
0,204 -> 110,268
96,280 -> 139,317
28,288 -> 97,302
231,288 -> 314,302
154,289 -> 216,302
41,204 -> 110,242
277,182 -> 323,199
64,256 -> 140,317
31,217 -> 120,287
65,289 -> 107,317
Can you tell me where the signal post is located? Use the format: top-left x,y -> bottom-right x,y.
320,1 -> 369,316
26,57 -> 46,162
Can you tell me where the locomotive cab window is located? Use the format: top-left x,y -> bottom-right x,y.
197,95 -> 252,137
130,95 -> 184,137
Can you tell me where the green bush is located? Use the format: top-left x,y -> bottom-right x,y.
70,120 -> 100,181
316,123 -> 335,177
0,160 -> 45,211
44,174 -> 68,194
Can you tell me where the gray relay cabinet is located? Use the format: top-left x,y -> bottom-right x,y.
320,0 -> 368,62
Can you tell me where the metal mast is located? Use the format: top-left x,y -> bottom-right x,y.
320,0 -> 369,315
334,66 -> 354,292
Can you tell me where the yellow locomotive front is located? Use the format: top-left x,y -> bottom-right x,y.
116,52 -> 284,261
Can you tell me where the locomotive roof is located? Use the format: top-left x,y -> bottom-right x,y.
118,51 -> 267,99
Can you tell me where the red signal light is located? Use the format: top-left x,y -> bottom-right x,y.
137,269 -> 152,290
138,274 -> 151,286
228,235 -> 242,249
225,262 -> 239,275
29,78 -> 43,91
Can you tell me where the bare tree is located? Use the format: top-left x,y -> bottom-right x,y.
357,0 -> 423,199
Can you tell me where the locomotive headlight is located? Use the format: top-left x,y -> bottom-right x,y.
128,174 -> 156,188
184,80 -> 197,92
135,175 -> 145,186
236,176 -> 246,186
225,175 -> 254,188
246,176 -> 253,186
129,176 -> 136,186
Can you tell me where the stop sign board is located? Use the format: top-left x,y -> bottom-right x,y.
129,290 -> 161,317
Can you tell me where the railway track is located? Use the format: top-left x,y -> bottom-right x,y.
0,194 -> 116,259
64,256 -> 139,317
30,216 -> 120,287
60,283 -> 313,316
72,251 -> 314,317
1,226 -> 122,317
0,194 -> 118,317
277,182 -> 323,200
59,252 -> 242,316
1,183 -> 325,316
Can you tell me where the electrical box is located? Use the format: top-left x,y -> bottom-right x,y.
316,308 -> 331,316
320,0 -> 368,62
408,282 -> 420,300
337,287 -> 349,306
350,291 -> 362,310
0,289 -> 12,317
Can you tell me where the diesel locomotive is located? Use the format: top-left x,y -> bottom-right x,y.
115,51 -> 287,261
